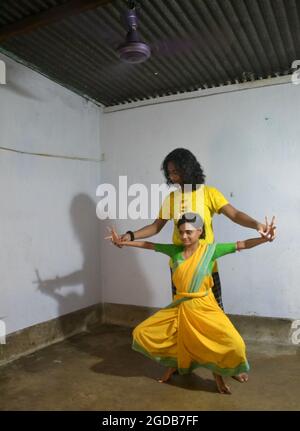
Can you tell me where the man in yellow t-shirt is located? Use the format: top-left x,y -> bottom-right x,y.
118,148 -> 273,310
158,184 -> 228,245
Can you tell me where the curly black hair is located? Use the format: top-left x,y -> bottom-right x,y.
161,148 -> 206,188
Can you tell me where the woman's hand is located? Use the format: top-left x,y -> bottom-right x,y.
257,216 -> 276,241
120,233 -> 131,242
105,227 -> 123,247
265,216 -> 276,241
237,216 -> 276,251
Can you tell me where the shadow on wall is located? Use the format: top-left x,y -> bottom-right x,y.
33,193 -> 160,349
34,193 -> 102,336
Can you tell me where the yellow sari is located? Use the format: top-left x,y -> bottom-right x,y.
132,242 -> 249,376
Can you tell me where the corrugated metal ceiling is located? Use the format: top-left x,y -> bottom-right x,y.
1,0 -> 300,106
0,1 -> 68,26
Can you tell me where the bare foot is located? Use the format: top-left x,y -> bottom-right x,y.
213,373 -> 232,394
157,367 -> 177,383
232,373 -> 248,383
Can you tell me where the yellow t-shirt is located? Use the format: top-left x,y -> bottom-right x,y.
158,185 -> 228,245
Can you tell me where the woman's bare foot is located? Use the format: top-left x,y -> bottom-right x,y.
213,373 -> 232,394
232,373 -> 248,383
157,367 -> 177,383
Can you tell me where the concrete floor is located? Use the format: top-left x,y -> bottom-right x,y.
0,324 -> 300,411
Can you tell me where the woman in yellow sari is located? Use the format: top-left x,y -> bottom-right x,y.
107,213 -> 276,394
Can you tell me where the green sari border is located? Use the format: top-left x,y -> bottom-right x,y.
132,340 -> 250,377
179,359 -> 250,376
189,244 -> 216,293
132,340 -> 177,368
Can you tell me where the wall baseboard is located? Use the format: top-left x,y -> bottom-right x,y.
0,303 -> 103,366
1,301 -> 298,366
103,303 -> 299,348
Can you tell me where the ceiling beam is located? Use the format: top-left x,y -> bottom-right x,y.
0,0 -> 113,43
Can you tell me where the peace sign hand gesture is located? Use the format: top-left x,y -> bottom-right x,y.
263,216 -> 277,242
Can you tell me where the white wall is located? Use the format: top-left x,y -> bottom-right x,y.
101,81 -> 300,320
0,54 -> 103,335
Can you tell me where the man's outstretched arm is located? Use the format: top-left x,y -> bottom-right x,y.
220,204 -> 275,240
